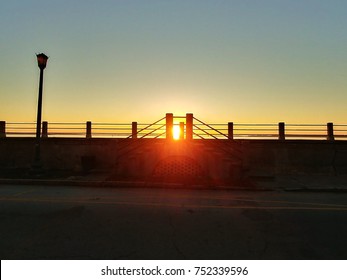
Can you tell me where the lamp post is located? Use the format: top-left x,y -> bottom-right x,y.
34,53 -> 48,168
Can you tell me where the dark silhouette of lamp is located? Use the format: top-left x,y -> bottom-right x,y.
34,53 -> 48,168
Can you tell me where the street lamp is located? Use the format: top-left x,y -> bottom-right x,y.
34,53 -> 48,168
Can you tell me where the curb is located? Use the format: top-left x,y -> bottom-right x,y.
0,179 -> 346,192
0,178 -> 269,191
282,187 -> 347,193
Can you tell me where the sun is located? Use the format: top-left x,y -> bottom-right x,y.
173,125 -> 181,140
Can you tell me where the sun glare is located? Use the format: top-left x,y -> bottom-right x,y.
173,125 -> 181,140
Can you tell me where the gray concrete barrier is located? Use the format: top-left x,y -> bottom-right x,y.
1,138 -> 347,180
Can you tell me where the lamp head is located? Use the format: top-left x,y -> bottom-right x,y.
36,53 -> 48,69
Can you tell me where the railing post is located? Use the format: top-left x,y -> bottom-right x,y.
186,113 -> 193,140
42,121 -> 48,138
327,122 -> 334,141
279,122 -> 285,141
132,122 -> 138,139
166,113 -> 173,139
179,122 -> 184,140
86,121 -> 92,138
228,122 -> 234,140
0,121 -> 5,138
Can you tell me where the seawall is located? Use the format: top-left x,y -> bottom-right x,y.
1,138 -> 347,180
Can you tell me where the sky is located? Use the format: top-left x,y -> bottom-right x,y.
1,0 -> 347,124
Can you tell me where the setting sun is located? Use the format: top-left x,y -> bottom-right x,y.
173,125 -> 181,140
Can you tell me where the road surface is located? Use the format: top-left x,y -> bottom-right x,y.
0,184 -> 347,259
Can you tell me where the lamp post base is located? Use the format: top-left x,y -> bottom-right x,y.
31,142 -> 44,176
30,163 -> 45,178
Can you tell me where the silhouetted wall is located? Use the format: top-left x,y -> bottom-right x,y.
1,138 -> 347,179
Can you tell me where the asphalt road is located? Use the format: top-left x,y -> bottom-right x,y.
1,184 -> 347,260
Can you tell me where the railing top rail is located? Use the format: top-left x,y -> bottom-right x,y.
82,122 -> 131,126
285,128 -> 327,131
226,123 -> 279,126
4,121 -> 347,126
285,124 -> 327,127
6,122 -> 36,125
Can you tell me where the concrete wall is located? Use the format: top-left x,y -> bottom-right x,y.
240,140 -> 347,175
1,138 -> 347,179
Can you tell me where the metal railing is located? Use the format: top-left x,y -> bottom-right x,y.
1,119 -> 347,140
193,118 -> 230,140
192,117 -> 242,161
1,121 -> 167,139
192,123 -> 347,140
134,116 -> 166,139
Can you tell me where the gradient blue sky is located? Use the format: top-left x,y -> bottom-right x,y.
1,0 -> 347,123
